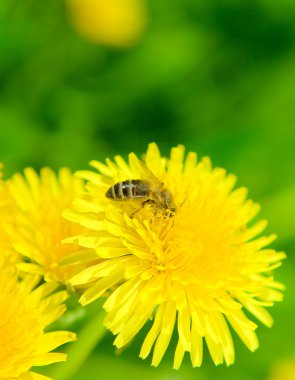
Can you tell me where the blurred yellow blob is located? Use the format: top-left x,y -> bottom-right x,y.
269,355 -> 295,380
66,0 -> 147,47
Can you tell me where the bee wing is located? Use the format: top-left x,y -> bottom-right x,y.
134,159 -> 163,198
136,159 -> 176,213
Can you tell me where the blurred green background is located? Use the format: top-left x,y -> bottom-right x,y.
1,0 -> 294,379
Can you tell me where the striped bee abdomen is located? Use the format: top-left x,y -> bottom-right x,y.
106,180 -> 149,200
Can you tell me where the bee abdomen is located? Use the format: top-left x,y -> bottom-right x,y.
106,180 -> 149,200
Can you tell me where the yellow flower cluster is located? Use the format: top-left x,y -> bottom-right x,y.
0,143 -> 286,377
0,166 -> 79,379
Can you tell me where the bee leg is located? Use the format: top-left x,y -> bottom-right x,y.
130,199 -> 155,218
129,207 -> 141,219
143,199 -> 155,205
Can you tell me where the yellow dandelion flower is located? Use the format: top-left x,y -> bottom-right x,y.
66,143 -> 285,368
0,257 -> 76,380
7,167 -> 91,284
0,163 -> 20,265
66,0 -> 147,47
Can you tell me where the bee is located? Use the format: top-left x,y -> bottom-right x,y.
105,162 -> 175,217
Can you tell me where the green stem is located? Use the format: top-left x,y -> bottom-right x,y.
49,309 -> 107,380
